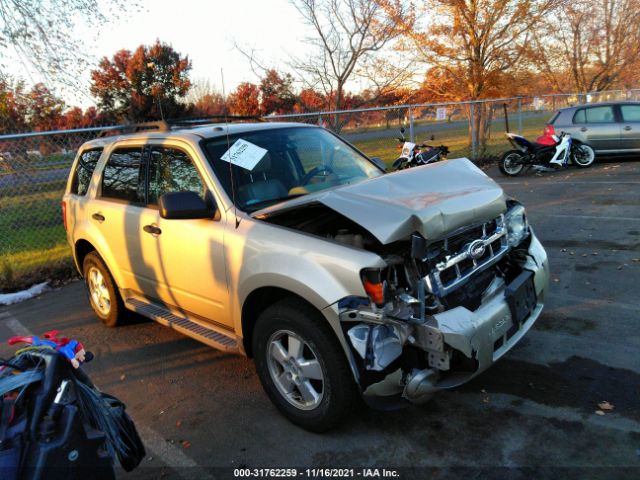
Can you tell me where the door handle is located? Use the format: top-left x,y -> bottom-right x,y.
624,125 -> 632,131
580,127 -> 588,132
143,224 -> 162,235
91,212 -> 105,222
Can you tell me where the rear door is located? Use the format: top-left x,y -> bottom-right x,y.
571,105 -> 621,152
90,145 -> 159,296
619,104 -> 640,151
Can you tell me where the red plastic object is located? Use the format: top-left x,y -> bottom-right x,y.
536,124 -> 557,146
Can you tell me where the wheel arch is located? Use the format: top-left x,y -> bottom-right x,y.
241,287 -> 315,358
74,239 -> 97,275
73,238 -> 123,288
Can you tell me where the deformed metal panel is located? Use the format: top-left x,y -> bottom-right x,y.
253,158 -> 507,244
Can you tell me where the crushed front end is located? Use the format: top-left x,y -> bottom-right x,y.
336,202 -> 549,405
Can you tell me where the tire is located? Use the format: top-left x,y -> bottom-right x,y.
392,157 -> 408,170
499,150 -> 526,176
252,297 -> 357,432
82,251 -> 125,328
571,143 -> 595,168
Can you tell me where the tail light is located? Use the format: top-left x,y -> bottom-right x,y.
362,269 -> 385,307
61,200 -> 68,231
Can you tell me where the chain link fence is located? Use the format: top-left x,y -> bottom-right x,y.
1,88 -> 639,290
0,126 -> 118,290
268,89 -> 640,165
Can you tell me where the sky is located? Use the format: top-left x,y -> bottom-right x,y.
9,0 -> 315,106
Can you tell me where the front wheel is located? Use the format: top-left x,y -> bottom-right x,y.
252,298 -> 358,432
392,157 -> 409,170
499,150 -> 526,176
571,143 -> 595,167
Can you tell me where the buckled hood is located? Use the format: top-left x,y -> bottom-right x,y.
253,158 -> 507,244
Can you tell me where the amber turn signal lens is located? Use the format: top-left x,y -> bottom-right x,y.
363,279 -> 385,306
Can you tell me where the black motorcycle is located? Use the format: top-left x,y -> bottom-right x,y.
499,129 -> 596,176
392,128 -> 450,170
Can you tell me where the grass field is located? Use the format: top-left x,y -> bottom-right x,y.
0,114 -> 550,292
0,175 -> 74,291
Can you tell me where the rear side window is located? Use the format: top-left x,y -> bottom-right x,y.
101,147 -> 144,203
574,106 -> 615,124
621,105 -> 640,122
147,146 -> 205,205
70,148 -> 102,195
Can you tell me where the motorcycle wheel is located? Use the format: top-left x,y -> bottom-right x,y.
571,144 -> 595,168
499,150 -> 526,176
392,158 -> 408,170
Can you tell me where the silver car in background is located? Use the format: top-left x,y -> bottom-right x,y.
549,101 -> 640,156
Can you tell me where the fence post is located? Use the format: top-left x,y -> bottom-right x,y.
517,97 -> 523,135
470,103 -> 476,161
408,107 -> 415,143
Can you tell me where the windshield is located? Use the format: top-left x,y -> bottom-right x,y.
203,126 -> 383,212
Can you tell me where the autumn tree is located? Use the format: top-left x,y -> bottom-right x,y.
27,83 -> 65,131
187,78 -> 226,117
392,0 -> 555,156
90,40 -> 192,122
260,69 -> 297,115
0,78 -> 29,133
295,88 -> 327,112
227,83 -> 261,116
533,0 -> 640,93
291,0 -> 412,130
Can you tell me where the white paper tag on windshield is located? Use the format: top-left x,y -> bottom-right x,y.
220,139 -> 267,171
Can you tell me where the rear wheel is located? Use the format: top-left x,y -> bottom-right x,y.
499,150 -> 526,176
571,143 -> 595,167
252,298 -> 357,432
83,252 -> 125,328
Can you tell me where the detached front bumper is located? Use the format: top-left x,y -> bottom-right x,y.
337,232 -> 549,404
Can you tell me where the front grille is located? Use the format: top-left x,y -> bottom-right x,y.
426,215 -> 508,296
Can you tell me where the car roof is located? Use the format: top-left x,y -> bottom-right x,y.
79,122 -> 317,149
558,100 -> 640,111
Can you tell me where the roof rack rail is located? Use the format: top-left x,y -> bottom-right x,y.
97,121 -> 170,138
97,116 -> 263,138
166,115 -> 264,127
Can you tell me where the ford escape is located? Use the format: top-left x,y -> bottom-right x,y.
62,120 -> 549,431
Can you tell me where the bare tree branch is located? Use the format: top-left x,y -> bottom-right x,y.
288,0 -> 414,130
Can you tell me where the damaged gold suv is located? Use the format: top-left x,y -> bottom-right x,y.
63,120 -> 549,431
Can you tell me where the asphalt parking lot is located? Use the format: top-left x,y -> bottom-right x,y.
1,159 -> 639,479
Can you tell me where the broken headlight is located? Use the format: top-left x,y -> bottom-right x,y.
361,268 -> 386,307
505,204 -> 529,247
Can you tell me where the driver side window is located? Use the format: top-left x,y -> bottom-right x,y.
147,146 -> 205,206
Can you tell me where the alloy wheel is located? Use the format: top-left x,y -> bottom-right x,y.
266,329 -> 325,411
87,266 -> 111,316
503,153 -> 524,175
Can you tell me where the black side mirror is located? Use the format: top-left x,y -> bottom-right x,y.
430,134 -> 435,141
370,156 -> 387,172
400,127 -> 405,134
159,191 -> 215,220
